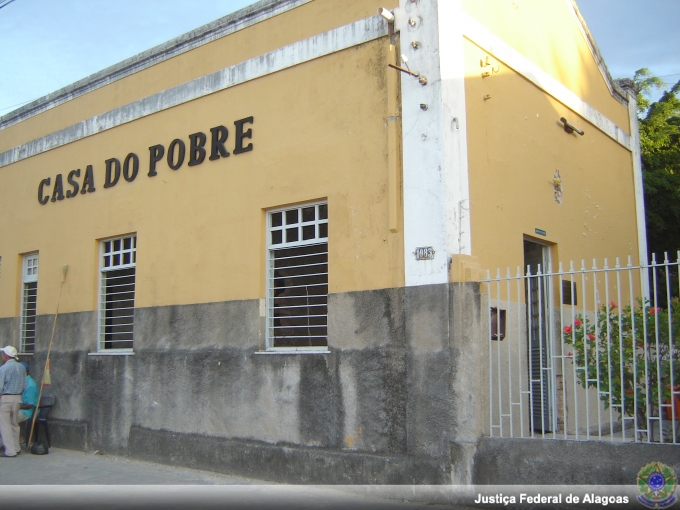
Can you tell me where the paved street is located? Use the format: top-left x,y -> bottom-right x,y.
0,447 -> 468,509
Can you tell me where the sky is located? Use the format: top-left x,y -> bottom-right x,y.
576,0 -> 680,95
0,0 -> 678,116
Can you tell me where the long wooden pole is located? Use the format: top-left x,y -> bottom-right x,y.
26,264 -> 68,451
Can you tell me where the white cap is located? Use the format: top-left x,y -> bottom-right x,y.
1,346 -> 18,360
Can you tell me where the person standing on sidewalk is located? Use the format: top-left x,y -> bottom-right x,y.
0,346 -> 27,457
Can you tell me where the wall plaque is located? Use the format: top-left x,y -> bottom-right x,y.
415,247 -> 435,260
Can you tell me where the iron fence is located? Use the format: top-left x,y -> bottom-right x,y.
483,253 -> 680,444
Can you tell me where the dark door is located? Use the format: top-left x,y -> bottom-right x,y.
524,240 -> 553,433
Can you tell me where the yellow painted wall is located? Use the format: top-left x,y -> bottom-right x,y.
0,37 -> 404,317
0,0 -> 639,320
464,38 -> 639,273
0,0 -> 398,154
462,0 -> 630,133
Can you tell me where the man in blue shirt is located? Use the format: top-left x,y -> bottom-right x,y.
0,346 -> 27,457
17,362 -> 38,434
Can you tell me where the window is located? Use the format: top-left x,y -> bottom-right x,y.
561,279 -> 577,306
20,253 -> 39,353
98,235 -> 136,351
267,202 -> 328,350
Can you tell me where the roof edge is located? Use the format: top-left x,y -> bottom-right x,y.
0,0 -> 310,130
568,0 -> 630,105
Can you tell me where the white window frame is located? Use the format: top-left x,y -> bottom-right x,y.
266,201 -> 328,352
19,252 -> 39,353
98,234 -> 136,353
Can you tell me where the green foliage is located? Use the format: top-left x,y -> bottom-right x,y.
563,299 -> 680,433
634,69 -> 680,257
634,69 -> 665,115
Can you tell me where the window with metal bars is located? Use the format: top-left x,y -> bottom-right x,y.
20,253 -> 38,353
267,202 -> 328,349
99,235 -> 136,351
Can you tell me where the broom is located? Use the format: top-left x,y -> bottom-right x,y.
26,264 -> 67,452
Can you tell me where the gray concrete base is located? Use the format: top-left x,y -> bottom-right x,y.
50,419 -> 89,451
7,283 -> 486,484
128,426 -> 449,484
473,436 -> 680,485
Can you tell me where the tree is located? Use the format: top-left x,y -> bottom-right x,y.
633,69 -> 680,259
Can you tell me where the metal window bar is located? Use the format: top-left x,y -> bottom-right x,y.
20,281 -> 37,353
270,261 -> 328,272
270,271 -> 329,281
267,243 -> 328,348
484,253 -> 680,444
270,251 -> 329,262
99,266 -> 135,351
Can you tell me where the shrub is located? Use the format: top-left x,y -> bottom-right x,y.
563,298 -> 680,438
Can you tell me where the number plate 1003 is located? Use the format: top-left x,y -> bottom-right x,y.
415,246 -> 435,260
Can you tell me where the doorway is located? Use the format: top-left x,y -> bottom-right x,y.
524,239 -> 554,433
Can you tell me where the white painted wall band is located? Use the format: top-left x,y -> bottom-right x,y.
0,16 -> 388,168
627,93 -> 649,266
461,12 -> 632,151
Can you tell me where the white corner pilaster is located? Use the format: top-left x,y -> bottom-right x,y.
626,92 -> 648,265
396,0 -> 471,287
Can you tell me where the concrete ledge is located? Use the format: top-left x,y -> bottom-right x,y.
50,419 -> 89,451
129,426 -> 449,484
473,436 -> 680,485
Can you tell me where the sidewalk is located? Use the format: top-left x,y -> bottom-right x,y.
0,447 -> 258,485
0,447 -> 468,509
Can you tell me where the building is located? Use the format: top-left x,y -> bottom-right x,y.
1,0 -> 667,484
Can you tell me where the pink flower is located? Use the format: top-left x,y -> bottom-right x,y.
574,318 -> 582,327
566,352 -> 573,358
587,333 -> 596,342
625,390 -> 633,395
610,301 -> 617,309
650,307 -> 661,315
564,326 -> 573,334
